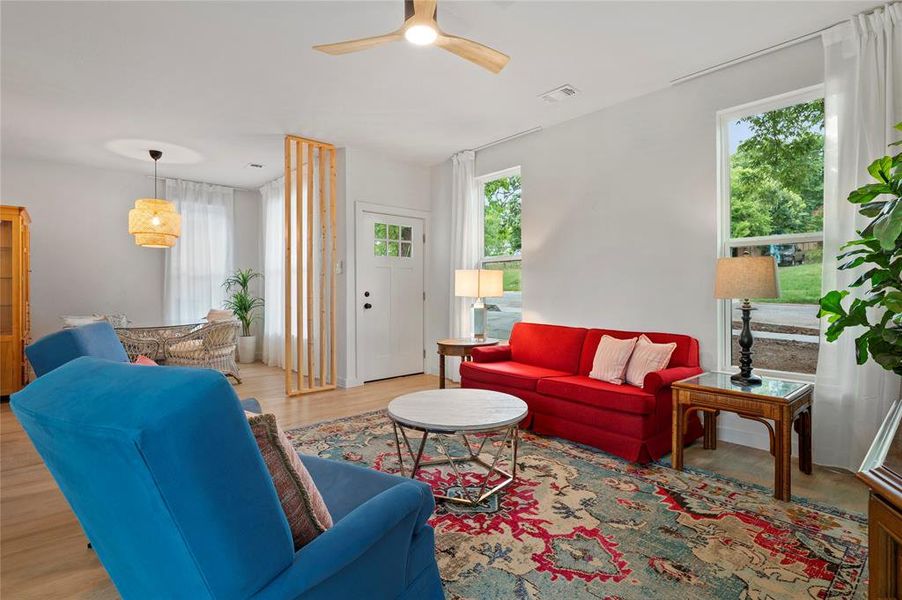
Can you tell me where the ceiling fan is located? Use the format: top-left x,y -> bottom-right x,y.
313,0 -> 510,74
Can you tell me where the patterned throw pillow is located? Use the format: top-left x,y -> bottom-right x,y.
625,335 -> 677,387
589,335 -> 638,384
133,355 -> 158,366
246,413 -> 332,550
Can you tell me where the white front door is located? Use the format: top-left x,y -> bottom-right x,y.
357,210 -> 424,382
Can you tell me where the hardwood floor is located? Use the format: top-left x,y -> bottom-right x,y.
1,362 -> 868,598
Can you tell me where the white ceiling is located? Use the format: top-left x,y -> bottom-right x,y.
1,1 -> 874,188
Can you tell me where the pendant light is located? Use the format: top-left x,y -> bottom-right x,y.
128,150 -> 180,248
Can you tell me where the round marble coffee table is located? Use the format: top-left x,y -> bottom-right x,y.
387,388 -> 527,506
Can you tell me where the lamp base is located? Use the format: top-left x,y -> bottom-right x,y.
734,299 -> 762,387
730,372 -> 762,387
472,299 -> 486,341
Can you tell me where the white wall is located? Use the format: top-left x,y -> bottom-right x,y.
0,157 -> 261,341
429,39 -> 825,452
338,147 -> 432,386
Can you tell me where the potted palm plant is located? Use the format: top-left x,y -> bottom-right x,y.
223,269 -> 264,364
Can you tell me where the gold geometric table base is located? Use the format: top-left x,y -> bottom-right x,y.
391,422 -> 519,507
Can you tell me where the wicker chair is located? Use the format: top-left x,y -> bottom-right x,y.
162,321 -> 241,383
116,324 -> 199,362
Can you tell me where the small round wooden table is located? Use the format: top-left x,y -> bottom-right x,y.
436,337 -> 499,388
388,389 -> 527,506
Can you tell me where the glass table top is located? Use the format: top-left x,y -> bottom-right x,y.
677,372 -> 810,399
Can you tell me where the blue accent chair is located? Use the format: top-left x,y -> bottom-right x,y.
26,321 -> 129,376
25,322 -> 262,413
11,357 -> 444,599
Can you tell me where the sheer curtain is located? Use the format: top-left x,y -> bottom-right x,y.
163,179 -> 234,324
816,4 -> 902,470
447,150 -> 482,382
260,178 -> 285,367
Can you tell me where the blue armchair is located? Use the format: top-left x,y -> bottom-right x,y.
26,321 -> 129,376
11,357 -> 444,599
25,322 -> 262,413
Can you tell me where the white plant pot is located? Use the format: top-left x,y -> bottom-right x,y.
237,336 -> 257,364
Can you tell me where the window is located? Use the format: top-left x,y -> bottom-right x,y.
717,86 -> 824,377
478,167 -> 522,341
374,222 -> 412,258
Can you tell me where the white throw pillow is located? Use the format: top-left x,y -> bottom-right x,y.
625,335 -> 677,387
205,309 -> 236,322
589,335 -> 638,385
60,314 -> 105,328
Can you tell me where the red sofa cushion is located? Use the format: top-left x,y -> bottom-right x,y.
509,322 -> 587,373
460,361 -> 572,391
536,376 -> 656,415
578,328 -> 700,376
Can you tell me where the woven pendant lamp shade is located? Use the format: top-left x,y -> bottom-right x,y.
129,149 -> 180,248
128,198 -> 181,248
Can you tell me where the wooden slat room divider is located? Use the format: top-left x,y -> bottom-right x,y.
283,135 -> 337,395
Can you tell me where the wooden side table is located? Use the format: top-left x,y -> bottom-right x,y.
436,338 -> 499,389
671,372 -> 813,501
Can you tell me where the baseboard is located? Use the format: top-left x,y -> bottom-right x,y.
717,424 -> 798,457
337,376 -> 363,389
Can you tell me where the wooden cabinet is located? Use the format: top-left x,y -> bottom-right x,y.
0,206 -> 30,397
859,398 -> 902,599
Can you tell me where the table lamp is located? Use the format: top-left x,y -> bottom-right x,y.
714,254 -> 779,386
455,269 -> 504,340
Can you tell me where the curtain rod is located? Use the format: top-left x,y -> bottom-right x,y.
145,175 -> 254,192
669,3 -> 886,86
471,126 -> 543,153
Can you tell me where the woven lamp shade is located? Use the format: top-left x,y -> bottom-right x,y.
714,255 -> 780,299
128,198 -> 181,248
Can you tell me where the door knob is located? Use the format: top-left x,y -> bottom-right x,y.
364,303 -> 372,309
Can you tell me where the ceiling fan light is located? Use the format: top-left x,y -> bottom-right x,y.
404,24 -> 437,46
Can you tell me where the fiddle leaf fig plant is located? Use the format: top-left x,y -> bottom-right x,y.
223,268 -> 264,337
817,122 -> 902,375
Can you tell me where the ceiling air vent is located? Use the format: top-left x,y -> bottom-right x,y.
539,84 -> 580,104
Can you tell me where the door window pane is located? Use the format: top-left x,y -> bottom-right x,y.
375,223 -> 387,239
400,242 -> 411,258
388,225 -> 400,240
374,240 -> 387,256
401,226 -> 412,241
387,241 -> 399,257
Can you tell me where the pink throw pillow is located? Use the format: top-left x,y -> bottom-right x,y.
133,355 -> 158,366
625,335 -> 677,387
246,412 -> 332,550
589,335 -> 638,384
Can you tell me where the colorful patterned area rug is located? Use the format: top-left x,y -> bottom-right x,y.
286,410 -> 868,599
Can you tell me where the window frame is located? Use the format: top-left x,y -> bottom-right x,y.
477,166 -> 522,341
715,84 -> 824,382
477,165 -> 522,265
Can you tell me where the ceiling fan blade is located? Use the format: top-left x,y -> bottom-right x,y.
412,0 -> 437,21
435,33 -> 510,74
313,31 -> 403,55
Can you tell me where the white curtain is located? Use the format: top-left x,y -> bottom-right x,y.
163,179 -> 234,324
260,178 -> 285,367
258,166 -> 316,371
816,4 -> 902,470
448,150 -> 483,382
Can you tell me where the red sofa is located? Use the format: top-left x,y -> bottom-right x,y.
460,322 -> 704,463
